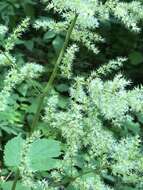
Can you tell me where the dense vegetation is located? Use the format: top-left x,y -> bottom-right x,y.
0,0 -> 143,190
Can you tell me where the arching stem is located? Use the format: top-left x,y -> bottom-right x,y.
30,14 -> 78,133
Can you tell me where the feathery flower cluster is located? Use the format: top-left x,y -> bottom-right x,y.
90,57 -> 127,79
60,44 -> 79,78
4,17 -> 30,51
106,0 -> 143,32
88,74 -> 143,126
34,18 -> 69,33
111,136 -> 142,184
73,175 -> 114,190
35,0 -> 143,55
43,73 -> 143,189
0,63 -> 43,111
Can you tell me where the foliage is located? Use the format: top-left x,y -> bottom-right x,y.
0,1 -> 143,190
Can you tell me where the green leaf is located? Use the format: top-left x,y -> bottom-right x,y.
136,112 -> 143,124
52,35 -> 64,54
102,173 -> 115,183
29,139 -> 61,157
27,98 -> 39,114
58,96 -> 69,109
23,4 -> 35,18
28,139 -> 61,171
56,83 -> 69,92
29,157 -> 60,171
17,83 -> 29,96
1,181 -> 30,190
24,40 -> 34,51
43,30 -> 56,41
129,51 -> 143,65
67,184 -> 78,190
4,136 -> 24,167
118,185 -> 136,190
124,119 -> 140,134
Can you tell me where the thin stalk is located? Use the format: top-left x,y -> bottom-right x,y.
11,169 -> 19,190
10,14 -> 78,190
52,168 -> 99,188
52,164 -> 110,188
30,14 -> 78,133
0,50 -> 16,68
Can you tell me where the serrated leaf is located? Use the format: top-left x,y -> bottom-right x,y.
28,139 -> 61,171
4,136 -> 24,167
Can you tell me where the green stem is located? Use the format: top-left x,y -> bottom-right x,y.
10,14 -> 78,190
52,168 -> 98,188
11,169 -> 19,190
0,50 -> 16,68
30,14 -> 78,133
52,165 -> 109,188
